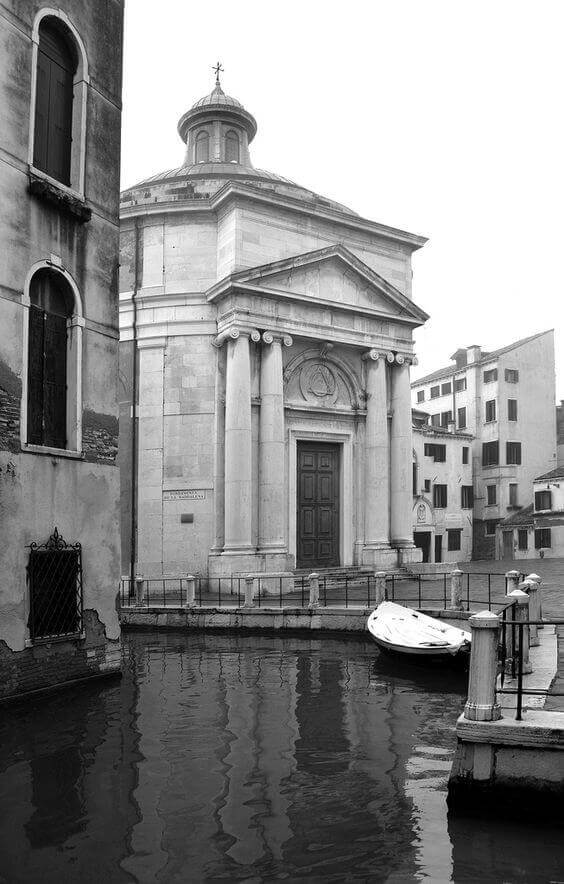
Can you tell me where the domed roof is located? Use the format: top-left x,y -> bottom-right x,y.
191,84 -> 244,111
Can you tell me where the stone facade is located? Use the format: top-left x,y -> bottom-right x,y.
0,1 -> 124,700
412,333 -> 557,559
119,79 -> 428,581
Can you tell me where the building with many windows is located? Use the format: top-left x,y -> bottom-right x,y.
118,75 -> 429,583
496,466 -> 564,559
0,1 -> 124,700
411,331 -> 557,558
411,410 -> 473,563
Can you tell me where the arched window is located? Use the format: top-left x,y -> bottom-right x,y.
225,130 -> 240,163
33,19 -> 77,186
27,270 -> 75,448
195,130 -> 209,163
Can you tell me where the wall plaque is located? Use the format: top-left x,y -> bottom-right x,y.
163,490 -> 206,500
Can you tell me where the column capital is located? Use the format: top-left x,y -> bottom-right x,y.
262,331 -> 293,347
362,348 -> 383,362
387,351 -> 417,366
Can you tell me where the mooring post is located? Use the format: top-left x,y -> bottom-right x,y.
521,578 -> 539,646
510,588 -> 532,674
463,610 -> 502,721
505,569 -> 521,595
185,574 -> 196,608
134,577 -> 145,606
450,569 -> 464,610
374,571 -> 387,606
308,572 -> 320,609
527,573 -> 543,626
244,575 -> 255,607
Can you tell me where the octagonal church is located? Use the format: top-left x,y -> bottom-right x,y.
118,73 -> 429,582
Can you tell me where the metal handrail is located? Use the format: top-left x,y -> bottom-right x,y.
497,617 -> 564,721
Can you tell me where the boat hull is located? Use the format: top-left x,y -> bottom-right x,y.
367,602 -> 471,662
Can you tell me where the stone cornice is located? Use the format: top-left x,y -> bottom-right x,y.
120,180 -> 428,252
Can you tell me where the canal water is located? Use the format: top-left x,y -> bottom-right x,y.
1,632 -> 563,883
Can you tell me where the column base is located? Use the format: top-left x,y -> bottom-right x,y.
361,545 -> 400,570
394,545 -> 423,566
209,549 -> 293,580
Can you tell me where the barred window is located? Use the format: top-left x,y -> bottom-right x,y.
27,528 -> 82,642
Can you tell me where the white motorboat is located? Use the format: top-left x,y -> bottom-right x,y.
367,601 -> 471,659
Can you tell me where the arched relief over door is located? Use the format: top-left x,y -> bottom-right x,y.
283,350 -> 361,411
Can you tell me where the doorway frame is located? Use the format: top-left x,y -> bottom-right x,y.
288,425 -> 354,568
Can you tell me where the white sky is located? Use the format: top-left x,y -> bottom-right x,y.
121,0 -> 564,400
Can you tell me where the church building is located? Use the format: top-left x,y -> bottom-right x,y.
119,72 -> 429,582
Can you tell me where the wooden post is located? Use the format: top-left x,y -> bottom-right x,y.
308,572 -> 320,609
374,571 -> 387,606
450,569 -> 464,610
244,575 -> 255,607
510,588 -> 532,674
463,610 -> 502,722
185,574 -> 196,608
134,577 -> 144,606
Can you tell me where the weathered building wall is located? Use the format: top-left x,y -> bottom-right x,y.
0,0 -> 124,700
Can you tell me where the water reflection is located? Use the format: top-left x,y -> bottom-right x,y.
0,632 -> 562,882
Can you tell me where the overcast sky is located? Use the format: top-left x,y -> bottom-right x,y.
121,0 -> 563,400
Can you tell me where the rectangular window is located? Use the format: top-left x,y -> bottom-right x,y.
487,485 -> 497,505
430,385 -> 440,399
505,369 -> 519,383
431,414 -> 441,427
482,440 -> 499,466
424,443 -> 446,462
483,368 -> 498,384
509,483 -> 518,507
423,479 -> 431,493
508,399 -> 518,421
417,390 -> 425,403
457,406 -> 466,429
447,529 -> 462,551
485,399 -> 496,422
535,490 -> 552,511
535,528 -> 551,549
485,520 -> 498,536
518,529 -> 528,551
506,442 -> 522,465
441,410 -> 453,427
441,381 -> 452,395
461,485 -> 474,508
433,484 -> 448,508
462,446 -> 469,464
454,377 -> 467,392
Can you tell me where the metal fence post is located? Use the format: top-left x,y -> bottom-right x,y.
450,569 -> 464,610
244,575 -> 255,607
308,572 -> 320,609
527,573 -> 543,626
464,610 -> 502,721
374,571 -> 387,606
510,588 -> 532,674
185,574 -> 196,608
134,577 -> 145,606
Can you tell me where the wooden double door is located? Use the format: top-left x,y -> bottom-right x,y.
297,442 -> 340,569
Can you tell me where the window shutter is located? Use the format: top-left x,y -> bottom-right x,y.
28,306 -> 45,444
33,49 -> 51,172
49,60 -> 73,185
43,312 -> 67,448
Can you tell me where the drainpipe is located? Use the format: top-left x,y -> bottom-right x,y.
129,218 -> 141,586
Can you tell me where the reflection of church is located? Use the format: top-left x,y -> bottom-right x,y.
119,71 -> 428,579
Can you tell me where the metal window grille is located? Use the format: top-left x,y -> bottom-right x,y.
27,528 -> 83,642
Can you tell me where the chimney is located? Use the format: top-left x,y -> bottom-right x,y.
466,345 -> 482,364
448,420 -> 456,434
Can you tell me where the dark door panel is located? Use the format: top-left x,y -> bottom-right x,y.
297,443 -> 339,569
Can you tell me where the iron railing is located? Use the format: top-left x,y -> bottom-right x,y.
497,616 -> 564,721
119,570 -> 522,612
27,528 -> 83,642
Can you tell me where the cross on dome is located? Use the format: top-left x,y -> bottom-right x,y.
212,61 -> 224,87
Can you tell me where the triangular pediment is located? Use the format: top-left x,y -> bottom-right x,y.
207,245 -> 428,324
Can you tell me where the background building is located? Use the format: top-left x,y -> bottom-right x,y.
0,1 -> 124,700
497,465 -> 564,560
411,331 -> 557,559
412,410 -> 473,563
119,76 -> 428,583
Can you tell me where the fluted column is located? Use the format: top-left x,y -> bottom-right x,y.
224,330 -> 256,551
258,333 -> 292,552
363,350 -> 390,550
390,355 -> 415,548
